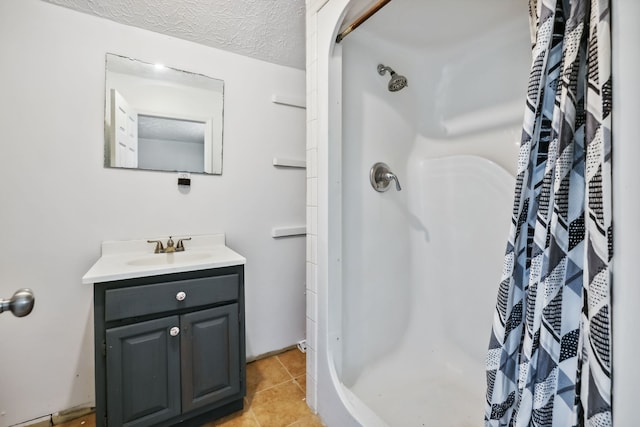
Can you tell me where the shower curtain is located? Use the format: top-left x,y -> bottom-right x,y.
485,0 -> 611,426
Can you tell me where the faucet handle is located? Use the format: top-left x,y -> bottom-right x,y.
147,240 -> 165,253
176,237 -> 192,252
385,172 -> 402,191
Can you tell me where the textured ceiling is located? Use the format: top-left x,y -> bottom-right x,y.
139,115 -> 205,144
42,0 -> 306,70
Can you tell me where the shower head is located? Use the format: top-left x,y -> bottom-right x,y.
377,64 -> 408,92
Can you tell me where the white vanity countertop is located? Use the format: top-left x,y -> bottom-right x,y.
82,234 -> 246,284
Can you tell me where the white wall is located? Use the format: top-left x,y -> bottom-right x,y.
0,1 -> 306,425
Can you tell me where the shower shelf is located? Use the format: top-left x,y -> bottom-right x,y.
271,226 -> 306,238
272,157 -> 306,169
271,94 -> 306,109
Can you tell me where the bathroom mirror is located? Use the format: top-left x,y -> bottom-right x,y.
104,53 -> 224,174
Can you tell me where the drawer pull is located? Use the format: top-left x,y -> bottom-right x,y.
176,291 -> 186,301
170,327 -> 180,337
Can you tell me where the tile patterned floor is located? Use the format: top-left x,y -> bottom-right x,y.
204,348 -> 322,427
56,348 -> 322,427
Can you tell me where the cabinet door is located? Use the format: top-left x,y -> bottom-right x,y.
181,304 -> 240,412
106,316 -> 181,427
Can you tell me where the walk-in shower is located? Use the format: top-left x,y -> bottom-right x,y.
307,0 -> 639,426
309,0 -> 531,425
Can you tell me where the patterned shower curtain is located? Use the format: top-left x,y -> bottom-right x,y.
485,0 -> 612,426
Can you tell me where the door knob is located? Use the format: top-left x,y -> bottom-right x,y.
170,327 -> 180,337
0,288 -> 35,317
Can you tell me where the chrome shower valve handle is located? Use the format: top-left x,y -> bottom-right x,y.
370,162 -> 402,192
385,171 -> 402,191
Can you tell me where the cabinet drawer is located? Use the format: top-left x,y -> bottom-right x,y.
105,274 -> 238,321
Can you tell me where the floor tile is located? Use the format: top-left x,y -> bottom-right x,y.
246,356 -> 292,399
277,349 -> 306,377
293,374 -> 306,394
205,406 -> 259,427
55,414 -> 95,427
288,413 -> 324,427
250,380 -> 309,426
55,350 -> 322,427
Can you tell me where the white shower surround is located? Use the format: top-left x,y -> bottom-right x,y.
306,0 -> 640,426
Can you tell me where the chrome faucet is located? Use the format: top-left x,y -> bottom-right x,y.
147,236 -> 192,253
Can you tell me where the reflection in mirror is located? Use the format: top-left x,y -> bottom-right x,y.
104,53 -> 224,174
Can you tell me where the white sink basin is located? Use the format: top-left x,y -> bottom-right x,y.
127,251 -> 213,266
82,234 -> 246,284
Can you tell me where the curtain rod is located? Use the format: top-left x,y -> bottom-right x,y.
335,0 -> 392,43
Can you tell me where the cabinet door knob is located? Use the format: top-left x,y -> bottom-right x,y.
170,326 -> 180,337
176,291 -> 186,301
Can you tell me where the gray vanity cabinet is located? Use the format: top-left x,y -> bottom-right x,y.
93,266 -> 245,427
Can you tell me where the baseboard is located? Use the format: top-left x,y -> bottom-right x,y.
246,343 -> 301,363
52,406 -> 95,425
16,406 -> 95,427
